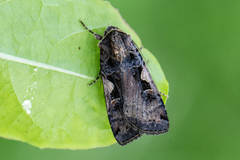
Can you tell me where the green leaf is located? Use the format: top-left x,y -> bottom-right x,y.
0,0 -> 169,149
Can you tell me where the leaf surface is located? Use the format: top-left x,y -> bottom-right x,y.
0,0 -> 168,149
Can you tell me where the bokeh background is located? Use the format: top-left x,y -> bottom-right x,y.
1,0 -> 240,159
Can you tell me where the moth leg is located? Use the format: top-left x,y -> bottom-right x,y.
79,20 -> 102,40
88,71 -> 101,86
159,92 -> 169,99
132,40 -> 143,51
145,60 -> 150,65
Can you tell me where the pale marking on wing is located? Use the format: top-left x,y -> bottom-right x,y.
140,66 -> 149,82
106,79 -> 114,93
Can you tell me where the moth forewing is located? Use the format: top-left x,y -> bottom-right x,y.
101,75 -> 142,145
123,61 -> 169,135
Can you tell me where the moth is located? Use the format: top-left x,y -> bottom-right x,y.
79,20 -> 169,145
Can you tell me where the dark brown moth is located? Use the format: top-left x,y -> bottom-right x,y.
79,20 -> 169,145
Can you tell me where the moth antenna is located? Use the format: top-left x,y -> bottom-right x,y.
79,20 -> 102,40
133,41 -> 152,70
88,71 -> 101,86
133,41 -> 167,100
160,92 -> 169,99
132,40 -> 146,62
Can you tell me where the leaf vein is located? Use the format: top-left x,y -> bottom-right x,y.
0,52 -> 94,79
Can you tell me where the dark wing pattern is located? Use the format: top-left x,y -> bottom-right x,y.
101,74 -> 141,145
122,61 -> 169,134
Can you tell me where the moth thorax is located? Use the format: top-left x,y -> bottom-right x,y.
110,33 -> 129,62
111,47 -> 126,62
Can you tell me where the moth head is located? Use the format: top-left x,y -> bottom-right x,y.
104,26 -> 120,36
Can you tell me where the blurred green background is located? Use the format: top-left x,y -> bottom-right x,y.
1,0 -> 240,160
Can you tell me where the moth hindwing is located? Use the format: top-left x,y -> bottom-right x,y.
79,20 -> 169,145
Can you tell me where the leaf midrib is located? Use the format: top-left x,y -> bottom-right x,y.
0,52 -> 94,79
